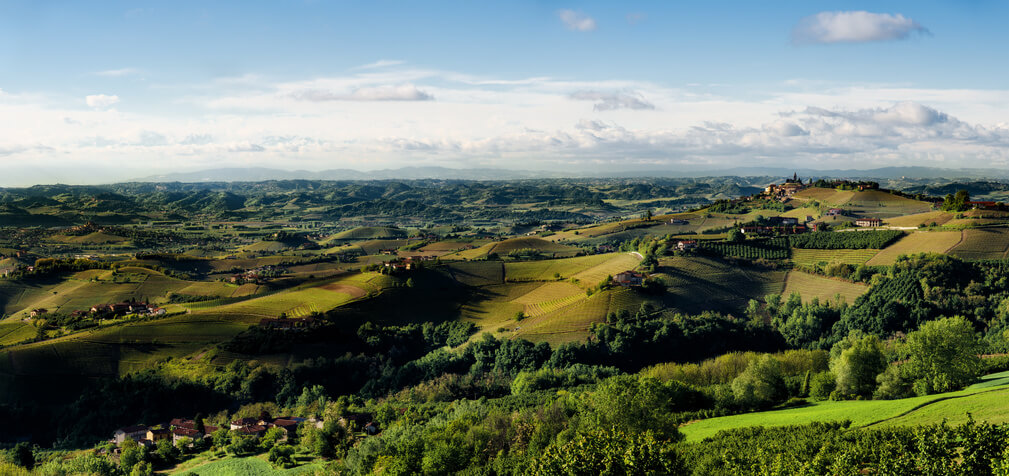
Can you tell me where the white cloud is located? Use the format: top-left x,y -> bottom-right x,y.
558,10 -> 596,32
352,60 -> 406,70
291,84 -> 433,102
93,68 -> 142,77
570,91 -> 655,111
793,11 -> 929,44
85,94 -> 120,109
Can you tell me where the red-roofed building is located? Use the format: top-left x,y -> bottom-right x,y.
613,271 -> 645,287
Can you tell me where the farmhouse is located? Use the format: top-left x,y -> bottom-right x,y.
613,271 -> 645,287
113,425 -> 148,445
826,208 -> 844,216
30,308 -> 48,318
669,218 -> 689,225
676,240 -> 698,251
172,427 -> 204,443
968,201 -> 1001,210
855,218 -> 883,227
146,428 -> 170,442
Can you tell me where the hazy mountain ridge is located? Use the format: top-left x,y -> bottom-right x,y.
131,165 -> 1009,184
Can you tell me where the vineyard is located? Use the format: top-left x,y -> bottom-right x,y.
701,237 -> 790,260
791,249 -> 879,267
789,230 -> 903,249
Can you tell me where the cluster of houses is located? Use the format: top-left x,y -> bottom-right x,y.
230,265 -> 282,284
383,255 -> 432,273
113,419 -> 220,448
763,173 -> 807,200
27,299 -> 166,321
112,412 -> 380,448
87,298 -> 166,318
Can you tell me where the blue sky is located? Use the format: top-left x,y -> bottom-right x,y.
0,1 -> 1008,184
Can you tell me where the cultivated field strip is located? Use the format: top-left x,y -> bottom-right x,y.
948,228 -> 1009,261
782,271 -> 868,304
865,231 -> 963,266
790,249 -> 879,267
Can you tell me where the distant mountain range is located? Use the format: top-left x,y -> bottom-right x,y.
130,165 -> 1009,183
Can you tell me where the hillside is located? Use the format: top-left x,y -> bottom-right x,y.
324,226 -> 409,242
680,371 -> 1009,442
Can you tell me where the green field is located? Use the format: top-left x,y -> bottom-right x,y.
948,228 -> 1009,261
681,371 -> 1009,442
790,248 -> 879,267
865,231 -> 963,266
324,226 -> 408,243
782,271 -> 867,303
172,455 -> 324,475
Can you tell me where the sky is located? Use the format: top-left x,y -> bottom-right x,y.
1,1 -> 1008,185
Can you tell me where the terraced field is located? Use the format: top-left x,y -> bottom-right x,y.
512,287 -> 646,345
0,267 -> 240,318
865,231 -> 963,266
504,253 -> 639,284
658,256 -> 786,314
792,187 -> 856,204
513,282 -> 585,316
449,237 -> 580,260
444,261 -> 504,286
0,321 -> 36,346
843,190 -> 933,217
948,228 -> 1009,260
51,232 -> 130,244
790,248 -> 879,267
782,271 -> 868,304
885,210 -> 953,228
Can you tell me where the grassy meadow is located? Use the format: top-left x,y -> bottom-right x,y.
680,371 -> 1009,442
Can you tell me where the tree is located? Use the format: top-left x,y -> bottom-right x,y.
193,412 -> 206,434
260,426 -> 286,451
809,371 -> 836,401
731,355 -> 786,408
831,334 -> 887,398
581,375 -> 698,441
211,427 -> 231,449
905,316 -> 983,394
533,427 -> 685,475
130,461 -> 153,476
227,435 -> 259,456
119,439 -> 145,471
8,442 -> 33,469
154,438 -> 179,465
727,228 -> 745,243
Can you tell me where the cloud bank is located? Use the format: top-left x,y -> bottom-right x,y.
793,11 -> 929,44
